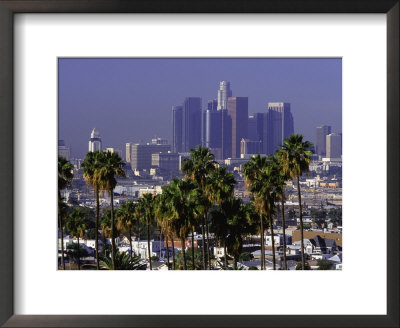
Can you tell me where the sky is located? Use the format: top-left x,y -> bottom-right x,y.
58,58 -> 342,159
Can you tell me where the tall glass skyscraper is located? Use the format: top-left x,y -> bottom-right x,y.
182,97 -> 202,152
88,128 -> 102,152
263,102 -> 294,155
217,81 -> 232,110
172,105 -> 183,153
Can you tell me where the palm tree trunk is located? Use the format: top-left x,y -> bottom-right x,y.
166,234 -> 170,270
297,176 -> 305,270
234,256 -> 238,270
147,224 -> 152,270
110,189 -> 116,270
281,197 -> 287,270
57,191 -> 65,270
95,188 -> 100,270
206,213 -> 211,270
77,236 -> 81,270
223,240 -> 227,269
129,228 -> 133,260
269,214 -> 276,270
181,238 -> 187,270
260,212 -> 265,270
191,229 -> 195,270
200,217 -> 206,270
172,238 -> 176,270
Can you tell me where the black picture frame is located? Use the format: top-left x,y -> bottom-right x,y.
0,1 -> 398,327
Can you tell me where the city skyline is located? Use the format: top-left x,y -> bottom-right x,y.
59,58 -> 342,158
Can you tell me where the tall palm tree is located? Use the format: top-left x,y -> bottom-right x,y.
116,201 -> 136,260
96,151 -> 126,270
182,146 -> 217,269
277,134 -> 313,270
65,208 -> 88,270
58,156 -> 73,270
167,179 -> 197,270
136,193 -> 156,270
274,153 -> 291,270
207,167 -> 236,268
243,155 -> 269,270
82,150 -> 104,270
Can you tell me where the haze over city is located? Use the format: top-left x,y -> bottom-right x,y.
58,58 -> 342,158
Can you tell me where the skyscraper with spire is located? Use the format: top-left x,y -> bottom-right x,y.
88,128 -> 102,152
217,81 -> 232,110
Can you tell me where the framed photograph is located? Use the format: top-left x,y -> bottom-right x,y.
0,1 -> 398,327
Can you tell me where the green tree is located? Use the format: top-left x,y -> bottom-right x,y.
167,179 -> 198,270
136,193 -> 156,270
243,155 -> 272,270
182,146 -> 217,269
100,250 -> 146,270
277,134 -> 313,270
82,150 -> 104,270
116,201 -> 136,260
65,208 -> 88,270
96,150 -> 126,270
317,259 -> 333,270
58,156 -> 74,270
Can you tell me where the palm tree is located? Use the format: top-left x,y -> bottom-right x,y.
82,150 -> 104,270
182,146 -> 217,269
58,156 -> 73,270
277,134 -> 313,270
207,166 -> 236,268
65,208 -> 88,270
96,150 -> 126,270
136,193 -> 156,270
100,251 -> 146,270
100,209 -> 123,259
243,155 -> 269,270
167,179 -> 197,270
116,201 -> 136,260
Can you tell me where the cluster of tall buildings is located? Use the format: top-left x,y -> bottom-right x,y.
172,81 -> 294,160
315,125 -> 342,160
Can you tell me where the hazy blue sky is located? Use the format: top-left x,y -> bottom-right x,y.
58,58 -> 342,159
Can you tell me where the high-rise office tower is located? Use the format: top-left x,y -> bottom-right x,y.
221,109 -> 232,159
240,138 -> 262,157
316,125 -> 332,157
326,133 -> 342,159
172,105 -> 183,153
182,97 -> 202,152
227,97 -> 248,158
58,140 -> 70,160
125,143 -> 132,163
248,113 -> 265,144
202,99 -> 219,148
217,81 -> 232,110
263,102 -> 294,155
88,128 -> 102,152
205,107 -> 222,149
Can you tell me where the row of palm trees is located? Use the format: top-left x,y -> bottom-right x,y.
58,134 -> 312,270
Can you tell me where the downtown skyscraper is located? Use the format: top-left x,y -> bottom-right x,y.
217,81 -> 232,110
227,97 -> 248,158
316,125 -> 332,157
172,105 -> 183,153
263,102 -> 294,155
182,97 -> 202,152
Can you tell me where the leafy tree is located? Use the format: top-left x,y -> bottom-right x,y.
96,151 -> 126,269
82,150 -> 104,270
175,248 -> 203,270
100,251 -> 146,270
66,243 -> 89,268
116,201 -> 136,260
58,156 -> 73,270
239,252 -> 253,262
65,208 -> 88,270
277,134 -> 313,270
182,146 -> 217,269
136,193 -> 156,270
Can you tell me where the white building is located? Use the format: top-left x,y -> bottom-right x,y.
88,128 -> 102,152
326,133 -> 342,159
217,81 -> 232,110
